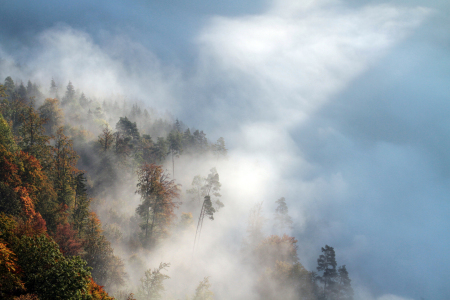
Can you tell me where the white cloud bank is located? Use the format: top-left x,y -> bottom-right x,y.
0,0 -> 440,298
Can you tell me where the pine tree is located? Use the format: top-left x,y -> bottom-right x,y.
79,93 -> 88,107
31,83 -> 43,101
72,173 -> 91,235
38,98 -> 63,135
26,80 -> 33,98
49,78 -> 58,97
116,116 -> 139,140
51,127 -> 79,207
274,197 -> 293,234
167,130 -> 183,178
182,128 -> 194,150
212,137 -> 227,159
151,137 -> 168,163
4,76 -> 16,100
317,245 -> 339,299
175,119 -> 182,132
62,81 -> 75,105
17,82 -> 27,102
337,265 -> 353,300
193,130 -> 208,154
18,102 -> 51,167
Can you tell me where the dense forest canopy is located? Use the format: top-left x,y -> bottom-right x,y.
0,77 -> 354,300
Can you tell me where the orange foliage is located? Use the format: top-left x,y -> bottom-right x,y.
15,187 -> 36,219
136,163 -> 180,244
0,241 -> 25,295
87,212 -> 103,233
16,151 -> 56,205
87,277 -> 114,300
0,144 -> 53,232
13,294 -> 39,300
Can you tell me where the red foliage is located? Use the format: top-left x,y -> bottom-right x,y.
30,213 -> 47,235
53,223 -> 83,257
15,214 -> 48,237
0,145 -> 52,231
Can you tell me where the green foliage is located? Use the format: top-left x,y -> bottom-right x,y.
138,262 -> 170,300
192,130 -> 208,154
4,77 -> 16,100
0,113 -> 17,152
38,98 -> 63,136
203,168 -> 223,211
18,103 -> 51,167
17,83 -> 27,101
0,241 -> 25,298
82,213 -> 126,289
315,245 -> 353,300
12,234 -> 91,300
0,74 -> 360,300
116,117 -> 140,141
151,137 -> 168,163
72,173 -> 91,235
317,245 -> 338,297
51,127 -> 79,207
337,265 -> 354,300
202,196 -> 215,221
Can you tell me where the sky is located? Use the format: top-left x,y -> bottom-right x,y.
1,0 -> 450,299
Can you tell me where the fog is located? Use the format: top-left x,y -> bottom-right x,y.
1,0 -> 450,299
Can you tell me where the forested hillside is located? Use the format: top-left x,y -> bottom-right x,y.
0,76 -> 353,300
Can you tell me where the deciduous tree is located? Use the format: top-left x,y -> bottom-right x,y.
135,164 -> 179,247
192,277 -> 214,300
138,262 -> 170,300
98,126 -> 115,153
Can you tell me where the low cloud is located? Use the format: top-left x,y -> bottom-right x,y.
1,0 -> 446,298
